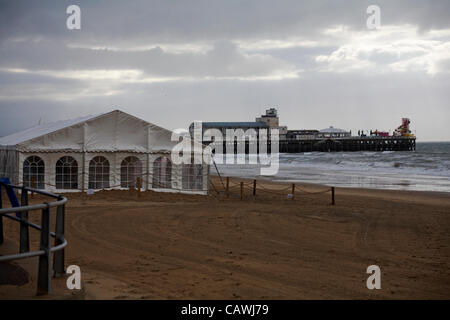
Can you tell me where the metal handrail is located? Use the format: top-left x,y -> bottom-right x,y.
2,183 -> 64,198
0,212 -> 68,260
0,198 -> 66,215
0,182 -> 67,295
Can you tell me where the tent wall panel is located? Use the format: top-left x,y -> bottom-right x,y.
18,152 -> 83,192
0,147 -> 19,184
14,151 -> 208,194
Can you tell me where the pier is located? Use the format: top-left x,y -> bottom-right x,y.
192,109 -> 417,153
211,136 -> 416,154
279,136 -> 416,152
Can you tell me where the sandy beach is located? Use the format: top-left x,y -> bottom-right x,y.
1,176 -> 450,299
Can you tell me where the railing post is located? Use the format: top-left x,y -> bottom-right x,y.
0,186 -> 3,245
20,187 -> 30,253
253,179 -> 256,196
31,177 -> 35,198
0,215 -> 3,245
37,203 -> 51,295
53,198 -> 65,277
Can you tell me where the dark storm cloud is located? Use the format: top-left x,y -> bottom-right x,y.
1,0 -> 450,43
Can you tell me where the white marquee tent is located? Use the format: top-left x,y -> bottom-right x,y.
0,110 -> 209,194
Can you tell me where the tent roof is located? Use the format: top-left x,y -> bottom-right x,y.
0,113 -> 102,146
0,110 -> 179,149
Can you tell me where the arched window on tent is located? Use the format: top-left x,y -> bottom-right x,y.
88,156 -> 110,189
23,156 -> 45,189
56,156 -> 78,189
152,156 -> 172,189
121,156 -> 142,188
182,160 -> 204,191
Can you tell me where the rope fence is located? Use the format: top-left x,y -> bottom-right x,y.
218,176 -> 336,205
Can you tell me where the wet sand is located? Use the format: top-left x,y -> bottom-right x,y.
1,177 -> 450,299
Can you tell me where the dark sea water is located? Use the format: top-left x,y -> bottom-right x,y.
214,142 -> 450,193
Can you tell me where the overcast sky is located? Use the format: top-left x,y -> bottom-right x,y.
0,0 -> 449,141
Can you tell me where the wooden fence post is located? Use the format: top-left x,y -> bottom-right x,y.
331,187 -> 335,205
240,182 -> 244,200
253,179 -> 256,196
226,177 -> 230,198
291,183 -> 295,200
137,177 -> 142,197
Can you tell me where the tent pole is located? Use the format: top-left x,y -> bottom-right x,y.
147,153 -> 150,191
81,152 -> 85,193
81,123 -> 86,193
146,126 -> 150,191
15,149 -> 19,185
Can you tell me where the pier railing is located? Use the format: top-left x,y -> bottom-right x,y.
280,136 -> 416,152
0,182 -> 67,295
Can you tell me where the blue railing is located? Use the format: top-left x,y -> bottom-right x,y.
0,179 -> 67,295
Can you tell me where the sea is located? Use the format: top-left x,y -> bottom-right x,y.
213,142 -> 450,193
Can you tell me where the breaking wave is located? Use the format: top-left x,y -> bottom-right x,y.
214,142 -> 450,192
